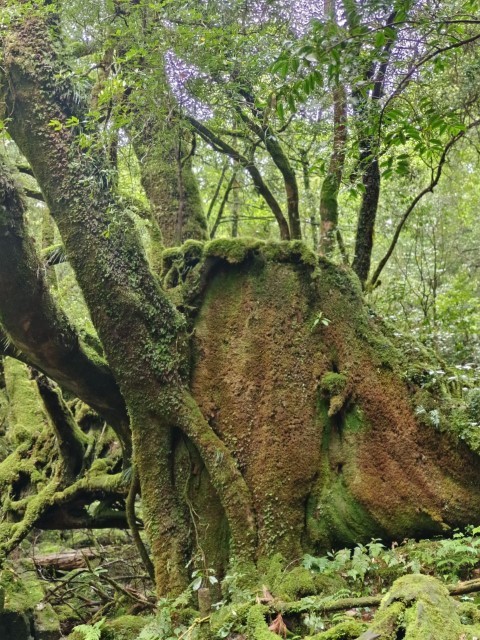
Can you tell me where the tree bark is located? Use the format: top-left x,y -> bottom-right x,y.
351,155 -> 381,283
0,155 -> 130,453
319,84 -> 347,257
133,116 -> 208,247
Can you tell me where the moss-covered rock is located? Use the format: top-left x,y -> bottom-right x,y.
101,615 -> 149,640
33,602 -> 60,640
320,373 -> 347,396
359,574 -> 465,640
273,566 -> 317,600
0,609 -> 32,640
307,620 -> 367,639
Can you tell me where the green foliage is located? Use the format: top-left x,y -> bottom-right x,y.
190,567 -> 218,592
72,618 -> 105,640
302,527 -> 480,594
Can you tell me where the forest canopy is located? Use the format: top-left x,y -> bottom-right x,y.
0,0 -> 480,639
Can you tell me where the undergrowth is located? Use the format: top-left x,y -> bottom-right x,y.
68,526 -> 480,639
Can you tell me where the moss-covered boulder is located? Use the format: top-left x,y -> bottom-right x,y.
0,610 -> 33,640
359,574 -> 467,640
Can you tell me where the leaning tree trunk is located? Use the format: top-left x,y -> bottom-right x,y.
1,12 -> 255,596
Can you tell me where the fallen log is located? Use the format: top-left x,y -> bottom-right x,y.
33,549 -> 98,572
274,576 -> 480,615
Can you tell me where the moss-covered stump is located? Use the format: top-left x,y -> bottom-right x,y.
162,239 -> 480,568
357,574 -> 477,640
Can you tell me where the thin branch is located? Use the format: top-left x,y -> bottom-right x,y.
188,116 -> 290,239
380,31 -> 480,131
235,104 -> 301,238
210,169 -> 237,238
370,119 -> 480,287
206,162 -> 228,220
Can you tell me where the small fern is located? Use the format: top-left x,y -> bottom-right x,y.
72,618 -> 105,640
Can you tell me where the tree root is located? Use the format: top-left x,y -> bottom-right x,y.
126,465 -> 155,581
176,390 -> 257,563
211,575 -> 480,640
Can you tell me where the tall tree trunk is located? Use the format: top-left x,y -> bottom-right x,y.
300,151 -> 319,251
231,174 -> 240,238
318,0 -> 347,258
351,8 -> 399,284
318,84 -> 347,257
351,152 -> 380,283
133,116 -> 208,248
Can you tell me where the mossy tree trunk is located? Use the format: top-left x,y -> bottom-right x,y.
318,0 -> 347,259
1,11 -> 255,595
132,114 -> 208,248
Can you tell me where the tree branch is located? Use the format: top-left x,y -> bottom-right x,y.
187,116 -> 290,239
370,119 -> 480,287
210,169 -> 237,239
235,105 -> 301,238
0,155 -> 131,454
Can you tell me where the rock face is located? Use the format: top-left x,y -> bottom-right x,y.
0,610 -> 33,640
0,605 -> 61,640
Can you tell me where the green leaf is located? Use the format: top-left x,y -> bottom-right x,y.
192,576 -> 202,591
375,31 -> 386,48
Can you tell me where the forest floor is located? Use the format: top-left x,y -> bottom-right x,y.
3,526 -> 480,639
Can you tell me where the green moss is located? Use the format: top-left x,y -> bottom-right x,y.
320,373 -> 347,396
307,474 -> 385,548
1,568 -> 44,612
365,574 -> 465,640
358,600 -> 404,640
307,620 -> 367,639
306,401 -> 384,549
204,237 -> 265,264
260,553 -> 286,591
311,573 -> 349,596
101,615 -> 150,640
262,239 -> 318,271
33,602 -> 60,638
458,601 -> 480,625
343,406 -> 366,434
465,624 -> 480,639
246,604 -> 279,640
273,566 -> 317,600
181,239 -> 204,260
3,358 -> 48,444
